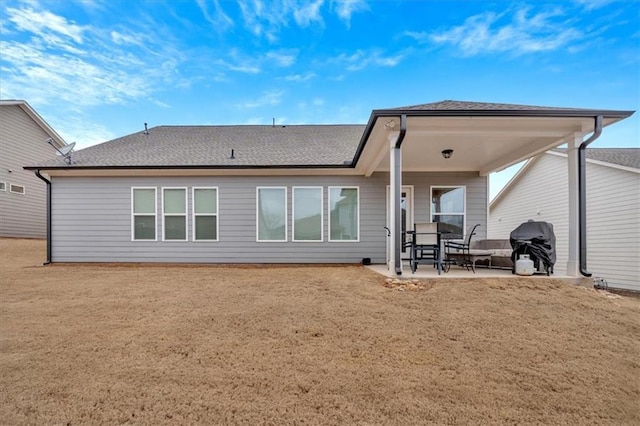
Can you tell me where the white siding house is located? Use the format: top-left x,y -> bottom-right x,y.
0,100 -> 66,238
490,149 -> 640,291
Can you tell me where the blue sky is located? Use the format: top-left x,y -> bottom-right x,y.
1,0 -> 638,198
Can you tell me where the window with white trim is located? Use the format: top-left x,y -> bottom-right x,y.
257,187 -> 287,242
10,184 -> 25,195
132,188 -> 156,241
0,182 -> 6,191
430,186 -> 465,238
162,188 -> 187,241
193,187 -> 218,241
328,186 -> 359,242
293,187 -> 322,242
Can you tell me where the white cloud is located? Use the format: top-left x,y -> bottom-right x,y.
237,90 -> 284,109
5,6 -> 87,44
0,4 -> 187,110
266,49 -> 299,67
293,0 -> 324,27
332,0 -> 368,27
196,0 -> 234,31
284,72 -> 316,82
428,7 -> 582,56
572,0 -> 615,11
332,49 -> 405,71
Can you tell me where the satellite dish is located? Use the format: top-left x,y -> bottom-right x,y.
47,139 -> 75,164
55,142 -> 76,156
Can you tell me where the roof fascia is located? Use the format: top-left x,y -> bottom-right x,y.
38,167 -> 362,177
24,163 -> 354,171
371,108 -> 635,119
1,100 -> 67,148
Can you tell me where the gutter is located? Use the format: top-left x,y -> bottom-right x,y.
578,115 -> 603,277
34,170 -> 52,265
393,114 -> 407,275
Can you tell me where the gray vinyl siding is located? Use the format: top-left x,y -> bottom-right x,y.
490,153 -> 640,291
50,172 -> 486,263
0,105 -> 58,238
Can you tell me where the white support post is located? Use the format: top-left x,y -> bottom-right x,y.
388,132 -> 402,274
566,133 -> 581,277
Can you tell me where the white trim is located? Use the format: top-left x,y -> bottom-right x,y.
328,186 -> 360,242
256,186 -> 288,242
0,181 -> 6,191
292,186 -> 323,242
192,187 -> 219,242
9,184 -> 25,195
162,187 -> 188,241
131,187 -> 157,241
430,185 -> 466,239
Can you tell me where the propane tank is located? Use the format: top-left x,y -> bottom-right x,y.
516,254 -> 534,276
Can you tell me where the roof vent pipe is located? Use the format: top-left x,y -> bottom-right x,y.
578,115 -> 603,277
144,123 -> 149,135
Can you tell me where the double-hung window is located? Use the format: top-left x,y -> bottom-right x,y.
257,187 -> 287,242
162,188 -> 187,241
193,187 -> 218,241
293,187 -> 323,242
132,188 -> 156,241
430,186 -> 465,238
328,186 -> 359,242
0,182 -> 6,191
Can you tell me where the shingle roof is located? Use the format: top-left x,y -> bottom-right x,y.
384,100 -> 608,112
25,99 -> 634,170
31,125 -> 365,168
554,148 -> 640,169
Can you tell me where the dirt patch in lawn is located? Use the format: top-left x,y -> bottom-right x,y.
1,238 -> 639,425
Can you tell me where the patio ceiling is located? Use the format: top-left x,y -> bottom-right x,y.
355,114 -> 624,177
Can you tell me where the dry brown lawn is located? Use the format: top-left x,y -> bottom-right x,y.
1,238 -> 639,425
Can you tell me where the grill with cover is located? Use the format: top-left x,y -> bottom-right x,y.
509,221 -> 556,275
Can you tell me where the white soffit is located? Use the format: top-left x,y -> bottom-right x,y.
357,115 -> 619,176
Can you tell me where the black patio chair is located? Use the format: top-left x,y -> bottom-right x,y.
444,224 -> 492,273
410,222 -> 442,274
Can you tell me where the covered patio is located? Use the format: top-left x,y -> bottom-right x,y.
366,261 -> 574,280
354,101 -> 634,279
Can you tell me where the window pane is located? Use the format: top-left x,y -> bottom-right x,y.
164,189 -> 186,214
330,187 -> 358,241
165,216 -> 186,240
134,216 -> 155,240
195,189 -> 217,214
258,188 -> 286,241
195,216 -> 217,240
432,187 -> 464,214
133,189 -> 155,214
433,214 -> 463,238
294,188 -> 321,241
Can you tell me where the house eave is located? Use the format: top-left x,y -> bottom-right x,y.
25,164 -> 363,177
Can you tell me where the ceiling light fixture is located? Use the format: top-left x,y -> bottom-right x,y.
441,149 -> 454,159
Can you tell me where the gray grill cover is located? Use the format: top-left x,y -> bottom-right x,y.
509,221 -> 556,268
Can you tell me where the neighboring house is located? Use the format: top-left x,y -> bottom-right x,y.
0,100 -> 66,238
490,149 -> 640,291
24,100 -> 633,280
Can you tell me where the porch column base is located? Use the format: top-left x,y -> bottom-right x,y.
566,260 -> 580,277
